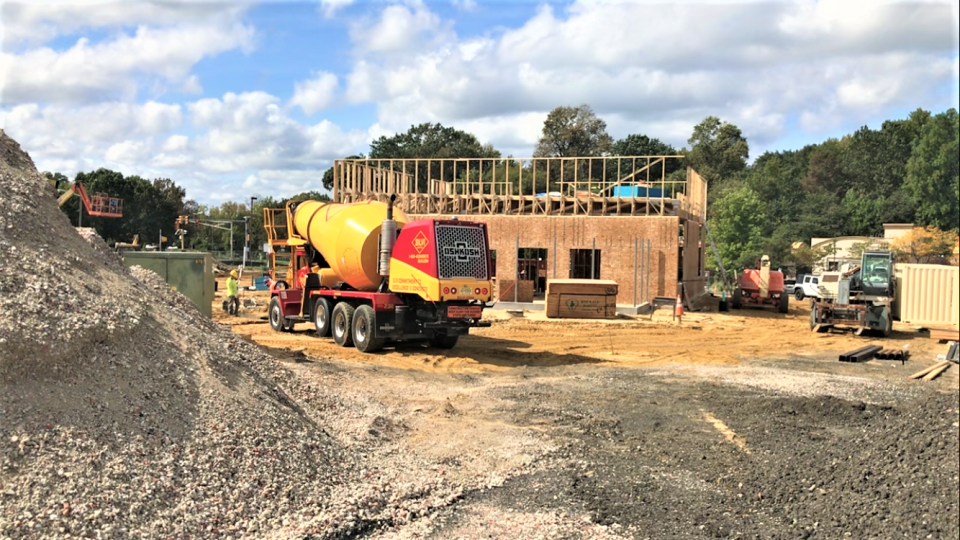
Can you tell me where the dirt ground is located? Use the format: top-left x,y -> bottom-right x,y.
214,282 -> 959,539
215,281 -> 949,374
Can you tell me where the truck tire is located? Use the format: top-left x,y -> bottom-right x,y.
429,333 -> 459,350
778,292 -> 789,314
314,297 -> 332,337
795,289 -> 804,301
269,297 -> 285,332
731,288 -> 742,309
353,305 -> 384,353
332,303 -> 355,347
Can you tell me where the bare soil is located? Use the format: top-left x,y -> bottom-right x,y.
216,288 -> 960,539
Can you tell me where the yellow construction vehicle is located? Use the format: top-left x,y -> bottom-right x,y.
263,195 -> 493,352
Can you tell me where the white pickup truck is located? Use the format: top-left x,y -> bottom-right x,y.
792,274 -> 821,300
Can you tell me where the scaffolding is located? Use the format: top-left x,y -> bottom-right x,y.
333,156 -> 707,221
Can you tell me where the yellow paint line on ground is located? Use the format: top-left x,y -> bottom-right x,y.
702,410 -> 751,455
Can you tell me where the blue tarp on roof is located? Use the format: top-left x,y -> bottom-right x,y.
609,185 -> 664,198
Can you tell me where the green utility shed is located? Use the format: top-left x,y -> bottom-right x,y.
122,252 -> 215,317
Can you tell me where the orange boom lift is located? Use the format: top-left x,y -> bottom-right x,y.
57,182 -> 123,218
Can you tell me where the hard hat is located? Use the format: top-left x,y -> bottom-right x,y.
229,270 -> 238,278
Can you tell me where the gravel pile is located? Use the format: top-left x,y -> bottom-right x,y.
0,130 -> 465,538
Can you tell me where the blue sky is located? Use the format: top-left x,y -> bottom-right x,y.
1,0 -> 958,206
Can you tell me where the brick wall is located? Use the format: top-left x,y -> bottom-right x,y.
411,214 -> 681,305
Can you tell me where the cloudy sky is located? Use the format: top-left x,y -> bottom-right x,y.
1,0 -> 957,205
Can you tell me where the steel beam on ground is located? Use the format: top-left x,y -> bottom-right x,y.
839,345 -> 882,363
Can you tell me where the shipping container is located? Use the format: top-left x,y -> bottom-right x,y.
122,252 -> 216,317
894,264 -> 959,329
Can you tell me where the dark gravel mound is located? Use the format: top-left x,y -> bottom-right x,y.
466,368 -> 959,540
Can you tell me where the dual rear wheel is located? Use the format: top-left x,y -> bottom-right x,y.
285,296 -> 461,353
330,303 -> 385,353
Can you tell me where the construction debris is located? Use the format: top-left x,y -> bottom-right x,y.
909,361 -> 952,380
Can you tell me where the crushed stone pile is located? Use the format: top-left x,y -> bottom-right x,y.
0,130 -> 465,538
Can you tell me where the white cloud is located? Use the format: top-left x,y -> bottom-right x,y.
162,135 -> 189,152
105,140 -> 151,164
290,72 -> 339,115
1,92 -> 364,204
184,92 -> 367,173
452,0 -> 477,12
4,0 -> 958,207
349,0 -> 453,55
241,169 -> 328,196
344,0 -> 958,151
1,1 -> 249,47
319,0 -> 355,19
0,23 -> 255,105
3,101 -> 182,148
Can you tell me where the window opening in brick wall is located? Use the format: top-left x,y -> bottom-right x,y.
569,249 -> 601,279
518,248 -> 548,295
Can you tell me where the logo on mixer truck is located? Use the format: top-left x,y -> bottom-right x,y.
442,242 -> 481,262
412,231 -> 430,253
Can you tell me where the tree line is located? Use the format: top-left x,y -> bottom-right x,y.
48,168 -> 328,258
51,104 -> 958,270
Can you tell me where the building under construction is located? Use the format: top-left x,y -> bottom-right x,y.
332,156 -> 708,306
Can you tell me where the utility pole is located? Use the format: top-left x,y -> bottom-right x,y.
243,216 -> 249,272
247,196 -> 258,269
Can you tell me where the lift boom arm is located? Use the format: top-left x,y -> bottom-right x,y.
58,183 -> 123,218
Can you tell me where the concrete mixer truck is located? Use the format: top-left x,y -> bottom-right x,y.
262,196 -> 493,352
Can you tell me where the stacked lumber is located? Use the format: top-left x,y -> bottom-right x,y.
546,279 -> 618,319
929,328 -> 960,342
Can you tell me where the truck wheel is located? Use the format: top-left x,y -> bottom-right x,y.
429,333 -> 459,350
332,303 -> 355,347
269,297 -> 285,332
314,297 -> 332,337
778,292 -> 789,314
795,289 -> 804,301
353,305 -> 384,353
731,288 -> 742,309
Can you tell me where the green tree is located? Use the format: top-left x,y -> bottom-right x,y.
367,123 -> 499,192
841,111 -> 928,197
801,139 -> 848,195
59,168 -> 182,247
708,183 -> 766,271
610,134 -> 681,180
904,108 -> 959,231
685,116 -> 749,188
841,188 -> 883,237
370,123 -> 498,160
533,104 -> 613,157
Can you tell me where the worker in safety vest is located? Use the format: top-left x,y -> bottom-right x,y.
226,270 -> 240,315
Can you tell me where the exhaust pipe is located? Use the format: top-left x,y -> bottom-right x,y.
379,194 -> 398,278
